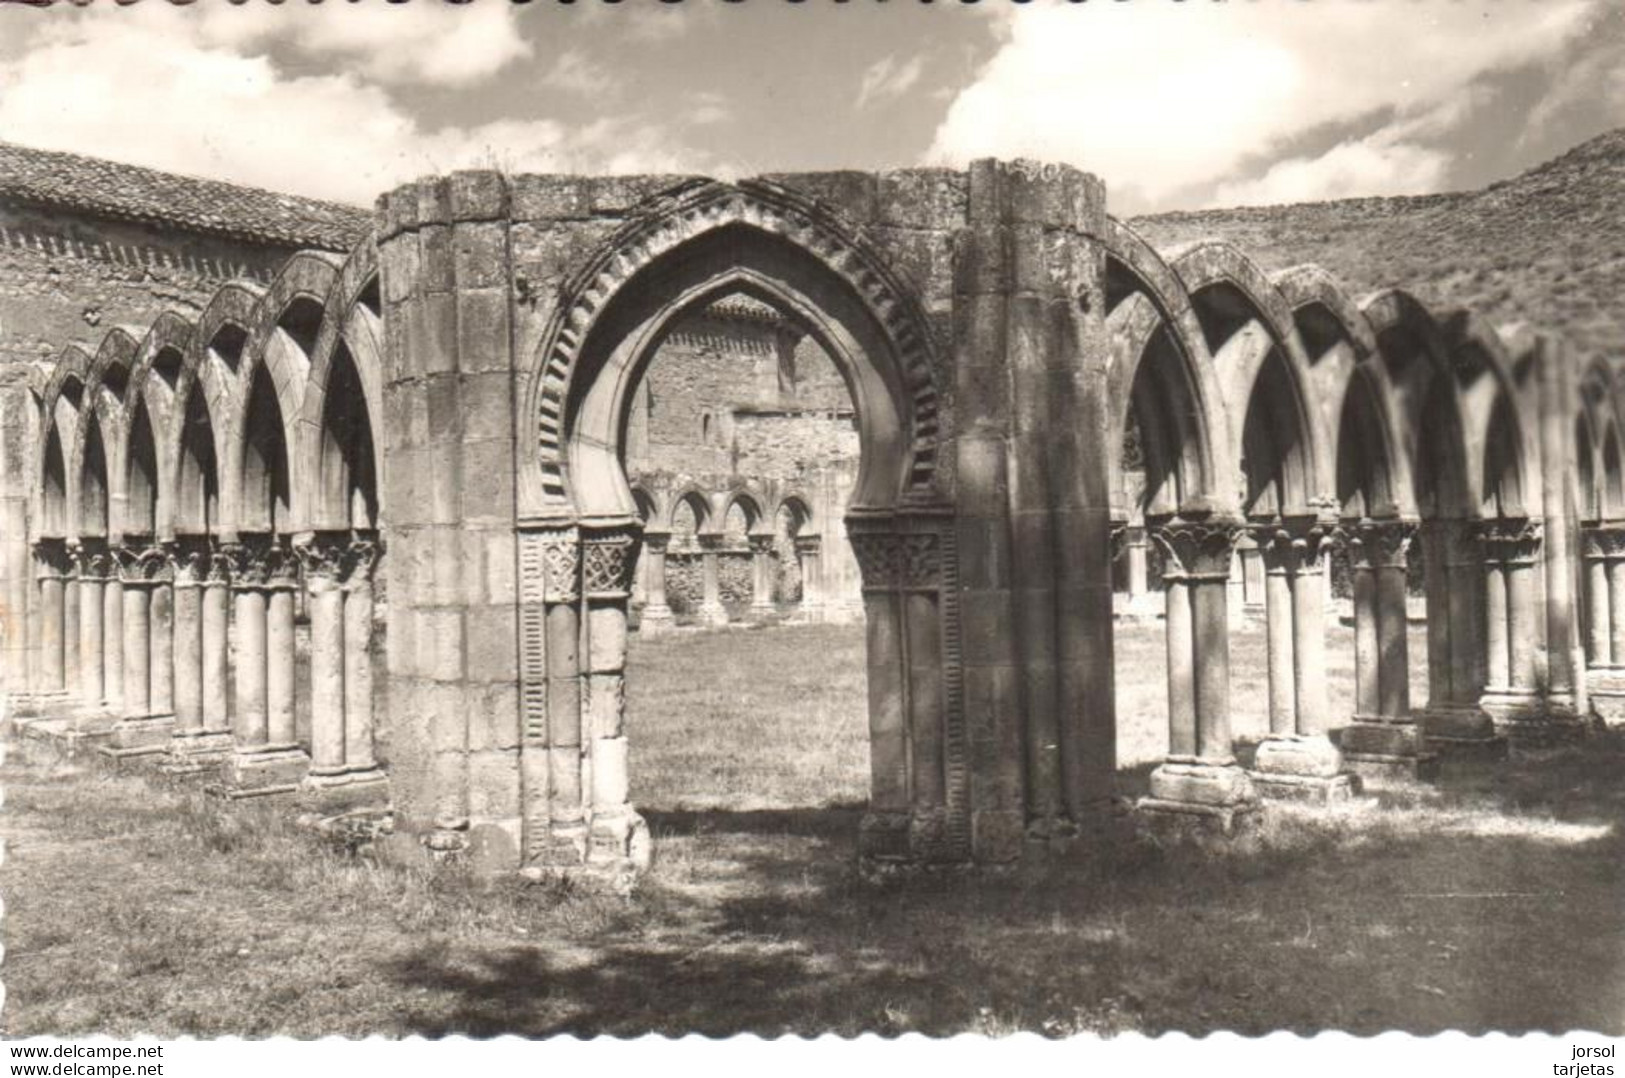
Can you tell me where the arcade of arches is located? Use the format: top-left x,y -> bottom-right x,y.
2,161 -> 1615,874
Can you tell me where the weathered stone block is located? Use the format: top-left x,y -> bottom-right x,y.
1251,734 -> 1344,778
587,174 -> 697,214
456,289 -> 512,374
509,175 -> 591,222
586,606 -> 627,672
414,292 -> 458,376
876,169 -> 967,231
453,221 -> 509,290
484,531 -> 516,606
762,171 -> 878,223
449,171 -> 508,222
1146,760 -> 1257,807
417,224 -> 454,294
415,176 -> 452,227
467,749 -> 520,819
465,609 -> 517,684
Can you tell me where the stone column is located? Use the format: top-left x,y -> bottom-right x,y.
200,552 -> 232,738
163,547 -> 229,772
102,566 -> 122,712
748,534 -> 776,617
1537,335 -> 1582,724
1477,518 -> 1551,742
149,566 -> 175,720
794,535 -> 823,622
1251,521 -> 1354,803
583,527 -> 646,864
1583,527 -> 1612,672
696,533 -> 729,627
637,530 -> 673,635
1419,520 -> 1498,750
1141,518 -> 1259,832
61,546 -> 81,702
219,541 -> 308,798
77,549 -> 106,708
297,535 -> 388,812
1255,525 -> 1297,738
34,541 -> 68,698
102,547 -> 175,757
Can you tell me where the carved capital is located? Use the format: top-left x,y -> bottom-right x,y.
169,545 -> 209,586
1251,519 -> 1330,576
641,530 -> 671,555
793,535 -> 822,557
748,534 -> 775,556
850,532 -> 899,592
224,539 -> 293,588
342,540 -> 379,589
114,545 -> 175,584
33,539 -> 73,579
1583,526 -> 1625,561
1151,519 -> 1242,581
1476,517 -> 1542,567
1338,519 -> 1417,572
582,528 -> 640,598
294,534 -> 349,584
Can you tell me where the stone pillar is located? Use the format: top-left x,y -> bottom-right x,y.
1251,521 -> 1355,803
1337,521 -> 1434,782
102,547 -> 176,758
1537,335 -> 1582,725
1239,538 -> 1265,614
794,535 -> 823,623
1419,520 -> 1498,751
77,549 -> 106,708
200,552 -> 231,738
297,535 -> 388,812
218,541 -> 308,798
1478,518 -> 1557,742
1256,525 -> 1297,738
1119,523 -> 1159,619
61,547 -> 81,702
163,547 -> 230,773
748,534 -> 776,617
102,568 -> 122,712
583,527 -> 645,864
1596,528 -> 1625,723
1141,518 -> 1260,832
33,541 -> 68,698
696,534 -> 728,627
637,530 -> 674,635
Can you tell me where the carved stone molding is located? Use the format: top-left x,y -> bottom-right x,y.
582,529 -> 640,598
747,534 -> 775,556
850,532 -> 899,592
1477,517 -> 1543,567
528,181 -> 943,506
115,545 -> 175,585
1582,525 -> 1625,561
793,535 -> 822,557
1251,519 -> 1330,576
1151,518 -> 1243,581
33,539 -> 73,579
223,539 -> 293,589
169,546 -> 209,587
518,527 -> 580,604
1338,519 -> 1418,572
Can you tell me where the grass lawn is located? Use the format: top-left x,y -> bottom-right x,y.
3,620 -> 1621,1037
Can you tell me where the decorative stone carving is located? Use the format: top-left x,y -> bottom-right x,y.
528,181 -> 943,506
582,529 -> 639,598
1338,519 -> 1417,571
850,532 -> 899,592
115,545 -> 175,584
1477,517 -> 1543,567
1581,525 -> 1625,561
34,539 -> 74,579
1151,519 -> 1243,581
1251,520 -> 1329,575
540,531 -> 580,603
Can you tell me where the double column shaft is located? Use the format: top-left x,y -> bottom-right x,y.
1154,519 -> 1243,762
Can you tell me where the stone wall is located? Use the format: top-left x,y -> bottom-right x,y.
0,200 -> 305,369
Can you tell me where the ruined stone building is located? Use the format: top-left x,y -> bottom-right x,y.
3,141 -> 1619,875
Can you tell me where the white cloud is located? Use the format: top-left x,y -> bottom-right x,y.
541,48 -> 615,98
193,0 -> 530,87
929,0 -> 1597,209
0,10 -> 713,206
1213,134 -> 1450,208
856,54 -> 925,110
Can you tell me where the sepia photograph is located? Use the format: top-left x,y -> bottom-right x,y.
0,0 -> 1621,1060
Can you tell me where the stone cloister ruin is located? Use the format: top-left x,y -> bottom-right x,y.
3,159 -> 1616,873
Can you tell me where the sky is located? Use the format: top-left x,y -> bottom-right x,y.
0,0 -> 1622,216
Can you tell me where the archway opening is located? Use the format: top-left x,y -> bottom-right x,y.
80,416 -> 110,540
176,386 -> 219,537
240,365 -> 291,536
126,399 -> 159,542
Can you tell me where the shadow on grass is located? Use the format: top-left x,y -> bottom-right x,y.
379,732 -> 1625,1038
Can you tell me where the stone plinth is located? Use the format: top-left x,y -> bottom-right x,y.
1421,703 -> 1508,760
1249,734 -> 1360,804
215,746 -> 309,799
1339,718 -> 1440,783
158,729 -> 234,775
299,768 -> 392,816
1137,758 -> 1262,835
1587,669 -> 1625,724
1481,691 -> 1589,746
99,714 -> 176,761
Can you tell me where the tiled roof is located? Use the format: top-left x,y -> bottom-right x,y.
0,141 -> 372,251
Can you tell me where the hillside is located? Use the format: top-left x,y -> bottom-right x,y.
1129,128 -> 1625,363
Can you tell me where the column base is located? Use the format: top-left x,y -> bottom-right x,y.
298,767 -> 391,815
1338,719 -> 1440,783
1248,735 -> 1362,805
1420,704 -> 1508,760
1136,758 -> 1262,836
211,745 -> 310,799
1479,691 -> 1589,746
98,714 -> 177,761
696,602 -> 729,628
515,811 -> 650,889
637,605 -> 674,636
857,807 -> 980,864
159,729 -> 235,775
1585,669 -> 1625,724
18,715 -> 112,761
10,690 -> 73,721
